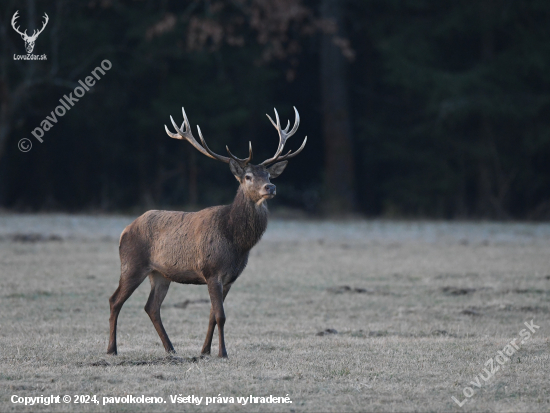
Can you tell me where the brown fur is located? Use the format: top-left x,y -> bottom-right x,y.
107,164 -> 280,357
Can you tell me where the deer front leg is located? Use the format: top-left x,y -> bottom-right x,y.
201,283 -> 232,356
204,280 -> 231,358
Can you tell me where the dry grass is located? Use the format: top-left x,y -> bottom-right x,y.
0,214 -> 549,412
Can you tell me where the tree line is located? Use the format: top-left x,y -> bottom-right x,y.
1,0 -> 549,219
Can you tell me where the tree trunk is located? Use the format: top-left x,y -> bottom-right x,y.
320,0 -> 356,214
476,1 -> 513,219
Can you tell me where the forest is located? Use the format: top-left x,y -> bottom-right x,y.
1,0 -> 550,219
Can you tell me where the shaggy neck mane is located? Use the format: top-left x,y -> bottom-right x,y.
222,186 -> 268,252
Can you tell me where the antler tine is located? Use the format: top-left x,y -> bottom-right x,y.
196,125 -> 231,163
181,107 -> 191,132
274,136 -> 307,162
11,10 -> 26,37
170,115 -> 186,137
266,112 -> 278,129
261,106 -> 305,165
289,106 -> 300,135
264,108 -> 285,160
274,107 -> 281,129
28,12 -> 49,40
284,119 -> 290,132
226,141 -> 253,166
165,108 -> 230,163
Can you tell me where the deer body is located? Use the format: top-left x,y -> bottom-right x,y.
108,107 -> 306,358
121,188 -> 268,286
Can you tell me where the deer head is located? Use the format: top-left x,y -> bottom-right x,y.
11,10 -> 49,54
165,107 -> 307,204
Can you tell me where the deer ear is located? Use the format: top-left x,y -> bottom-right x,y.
266,161 -> 288,179
229,159 -> 245,182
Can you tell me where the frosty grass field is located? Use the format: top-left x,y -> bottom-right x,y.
0,214 -> 549,411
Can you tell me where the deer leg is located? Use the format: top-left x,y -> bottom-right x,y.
107,268 -> 149,355
144,272 -> 174,353
205,279 -> 229,358
201,283 -> 231,356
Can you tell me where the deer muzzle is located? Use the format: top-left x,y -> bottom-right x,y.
261,183 -> 276,198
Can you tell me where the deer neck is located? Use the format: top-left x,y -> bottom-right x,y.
225,187 -> 268,252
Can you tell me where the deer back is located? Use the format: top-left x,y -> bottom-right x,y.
119,193 -> 267,285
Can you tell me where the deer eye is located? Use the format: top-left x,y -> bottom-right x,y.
245,175 -> 252,181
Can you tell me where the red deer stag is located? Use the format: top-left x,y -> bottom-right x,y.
108,107 -> 306,357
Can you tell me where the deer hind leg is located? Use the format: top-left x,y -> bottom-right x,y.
107,266 -> 149,355
144,272 -> 174,353
203,281 -> 231,358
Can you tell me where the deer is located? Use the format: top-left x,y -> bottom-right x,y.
107,107 -> 307,358
11,10 -> 49,54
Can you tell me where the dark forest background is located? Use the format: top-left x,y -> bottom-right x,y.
1,0 -> 550,219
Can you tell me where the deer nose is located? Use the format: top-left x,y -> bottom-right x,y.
264,184 -> 276,195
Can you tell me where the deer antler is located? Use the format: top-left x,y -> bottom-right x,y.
165,108 -> 252,166
11,11 -> 26,38
225,142 -> 253,166
11,11 -> 49,40
28,12 -> 49,41
261,107 -> 307,166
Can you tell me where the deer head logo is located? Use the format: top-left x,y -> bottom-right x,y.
11,10 -> 49,54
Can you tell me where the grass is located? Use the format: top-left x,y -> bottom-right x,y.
0,215 -> 549,411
